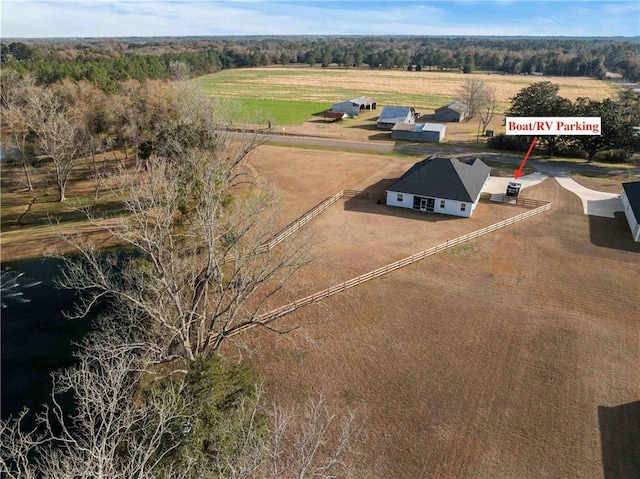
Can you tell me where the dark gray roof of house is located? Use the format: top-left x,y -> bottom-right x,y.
387,156 -> 491,202
436,101 -> 468,113
377,106 -> 414,124
622,181 -> 640,223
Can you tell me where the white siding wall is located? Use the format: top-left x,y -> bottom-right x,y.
621,190 -> 640,242
386,191 -> 473,218
332,102 -> 359,116
386,191 -> 410,208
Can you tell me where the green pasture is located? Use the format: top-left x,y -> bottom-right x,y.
229,98 -> 330,126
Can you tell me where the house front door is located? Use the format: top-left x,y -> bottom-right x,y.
426,198 -> 435,212
413,196 -> 435,212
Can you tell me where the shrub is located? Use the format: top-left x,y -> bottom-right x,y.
487,133 -> 529,152
593,149 -> 631,163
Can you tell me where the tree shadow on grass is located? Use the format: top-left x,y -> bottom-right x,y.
588,213 -> 640,253
1,199 -> 129,231
598,401 -> 640,479
343,179 -> 463,223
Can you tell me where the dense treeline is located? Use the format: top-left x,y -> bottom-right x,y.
488,81 -> 640,160
2,36 -> 640,91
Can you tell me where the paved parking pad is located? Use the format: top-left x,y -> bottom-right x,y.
555,176 -> 622,218
483,173 -> 622,218
482,173 -> 548,195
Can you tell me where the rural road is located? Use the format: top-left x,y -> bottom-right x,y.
231,131 -> 640,217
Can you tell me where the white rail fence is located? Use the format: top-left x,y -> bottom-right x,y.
225,200 -> 553,338
264,190 -> 346,250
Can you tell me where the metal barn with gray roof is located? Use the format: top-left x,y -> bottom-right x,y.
386,156 -> 491,217
434,101 -> 469,122
376,106 -> 416,129
391,122 -> 446,142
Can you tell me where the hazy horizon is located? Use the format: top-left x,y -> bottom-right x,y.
2,1 -> 639,39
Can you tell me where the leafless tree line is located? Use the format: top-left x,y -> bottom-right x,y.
1,74 -> 360,476
457,78 -> 498,136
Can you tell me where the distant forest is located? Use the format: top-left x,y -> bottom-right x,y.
2,36 -> 640,92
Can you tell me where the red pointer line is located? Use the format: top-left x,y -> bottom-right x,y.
514,136 -> 537,179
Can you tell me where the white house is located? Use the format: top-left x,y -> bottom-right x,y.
386,156 -> 491,218
621,181 -> 640,242
376,106 -> 416,129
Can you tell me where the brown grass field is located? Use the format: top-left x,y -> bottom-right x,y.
196,67 -> 617,109
2,143 -> 639,478
222,145 -> 640,479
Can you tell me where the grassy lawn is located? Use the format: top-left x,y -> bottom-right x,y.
233,98 -> 330,126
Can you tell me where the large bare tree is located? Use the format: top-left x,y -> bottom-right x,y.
477,86 -> 497,137
0,71 -> 38,191
27,87 -> 81,201
1,320 -> 192,479
58,84 -> 309,362
457,77 -> 496,123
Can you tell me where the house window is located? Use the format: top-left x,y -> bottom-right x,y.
397,193 -> 403,202
460,203 -> 467,211
440,200 -> 446,208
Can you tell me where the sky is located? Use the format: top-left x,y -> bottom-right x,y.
1,0 -> 639,39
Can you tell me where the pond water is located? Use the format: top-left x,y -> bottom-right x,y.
1,257 -> 92,420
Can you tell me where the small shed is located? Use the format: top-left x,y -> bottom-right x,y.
621,181 -> 640,242
332,96 -> 377,116
323,111 -> 348,122
434,101 -> 469,122
391,122 -> 446,142
376,106 -> 416,129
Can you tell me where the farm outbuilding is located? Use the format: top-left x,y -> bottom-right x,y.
391,122 -> 446,142
376,106 -> 416,129
323,111 -> 348,122
621,181 -> 640,242
386,156 -> 490,218
434,101 -> 469,122
331,97 -> 377,116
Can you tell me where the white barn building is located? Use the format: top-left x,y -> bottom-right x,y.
621,181 -> 640,242
386,156 -> 491,218
331,97 -> 377,116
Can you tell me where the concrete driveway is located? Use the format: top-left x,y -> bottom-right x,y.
483,173 -> 622,218
483,173 -> 623,218
554,177 -> 622,218
482,172 -> 548,195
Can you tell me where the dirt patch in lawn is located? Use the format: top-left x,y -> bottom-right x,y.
223,149 -> 640,479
